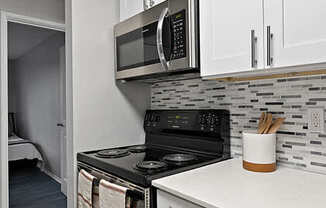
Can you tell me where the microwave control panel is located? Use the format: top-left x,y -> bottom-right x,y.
171,10 -> 186,60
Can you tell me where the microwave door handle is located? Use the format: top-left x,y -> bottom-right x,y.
157,7 -> 169,71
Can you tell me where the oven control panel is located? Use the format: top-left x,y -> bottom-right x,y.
144,110 -> 229,135
171,10 -> 186,60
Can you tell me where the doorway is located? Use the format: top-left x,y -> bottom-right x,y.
1,12 -> 71,208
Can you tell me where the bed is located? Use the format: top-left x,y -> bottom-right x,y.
8,113 -> 44,163
8,135 -> 43,162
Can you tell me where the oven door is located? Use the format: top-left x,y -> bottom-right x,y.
115,14 -> 172,80
77,162 -> 150,208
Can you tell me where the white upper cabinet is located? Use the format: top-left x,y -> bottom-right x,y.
201,0 -> 326,78
120,0 -> 167,21
120,0 -> 144,22
200,0 -> 264,78
264,0 -> 326,68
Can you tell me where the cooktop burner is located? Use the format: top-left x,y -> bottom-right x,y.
135,161 -> 167,172
163,154 -> 197,163
96,149 -> 130,158
129,145 -> 147,153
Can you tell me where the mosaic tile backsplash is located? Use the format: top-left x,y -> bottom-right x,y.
151,75 -> 326,174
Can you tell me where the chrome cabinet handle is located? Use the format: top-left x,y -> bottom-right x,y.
251,30 -> 257,68
143,0 -> 148,10
267,26 -> 273,66
157,7 -> 169,71
144,0 -> 155,10
150,0 -> 155,7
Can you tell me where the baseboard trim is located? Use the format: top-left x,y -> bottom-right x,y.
43,169 -> 62,184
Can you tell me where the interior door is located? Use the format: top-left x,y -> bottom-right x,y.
200,0 -> 264,77
59,46 -> 67,196
264,0 -> 326,68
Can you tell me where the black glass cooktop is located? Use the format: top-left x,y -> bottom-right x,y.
77,144 -> 226,187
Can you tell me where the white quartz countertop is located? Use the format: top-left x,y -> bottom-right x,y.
152,158 -> 326,208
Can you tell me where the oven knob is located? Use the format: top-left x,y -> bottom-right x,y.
150,114 -> 155,122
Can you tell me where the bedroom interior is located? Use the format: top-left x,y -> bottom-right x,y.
7,22 -> 67,207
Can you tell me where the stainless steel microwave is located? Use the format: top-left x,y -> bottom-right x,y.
114,0 -> 199,81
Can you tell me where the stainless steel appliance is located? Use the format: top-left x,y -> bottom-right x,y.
114,0 -> 199,81
77,110 -> 230,208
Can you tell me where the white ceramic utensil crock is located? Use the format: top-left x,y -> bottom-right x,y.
242,132 -> 276,172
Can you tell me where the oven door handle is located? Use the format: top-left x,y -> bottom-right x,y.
157,7 -> 169,71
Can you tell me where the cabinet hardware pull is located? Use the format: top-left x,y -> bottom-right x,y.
157,7 -> 170,71
267,26 -> 273,66
144,0 -> 154,10
251,30 -> 258,68
150,0 -> 155,7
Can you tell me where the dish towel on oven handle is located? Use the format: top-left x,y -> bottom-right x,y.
99,179 -> 128,208
78,169 -> 95,208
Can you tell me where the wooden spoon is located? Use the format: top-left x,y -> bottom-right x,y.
257,112 -> 266,133
258,112 -> 268,134
261,113 -> 273,134
268,117 -> 285,134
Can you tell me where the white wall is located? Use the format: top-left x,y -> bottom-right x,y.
69,0 -> 150,206
71,0 -> 150,152
10,33 -> 65,177
0,0 -> 65,23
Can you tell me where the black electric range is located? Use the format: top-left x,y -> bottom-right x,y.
77,110 -> 230,207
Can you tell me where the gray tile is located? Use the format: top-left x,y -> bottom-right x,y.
151,75 -> 326,174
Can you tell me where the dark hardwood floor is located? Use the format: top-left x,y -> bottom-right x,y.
9,160 -> 67,208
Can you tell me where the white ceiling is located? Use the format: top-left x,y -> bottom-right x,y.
8,22 -> 59,60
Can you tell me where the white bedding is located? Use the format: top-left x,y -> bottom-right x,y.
8,135 -> 43,162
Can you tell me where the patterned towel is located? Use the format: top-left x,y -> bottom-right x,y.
99,179 -> 128,208
78,169 -> 95,208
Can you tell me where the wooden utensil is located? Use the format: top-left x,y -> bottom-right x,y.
260,113 -> 272,134
257,112 -> 266,133
267,117 -> 285,134
258,112 -> 267,134
263,113 -> 273,134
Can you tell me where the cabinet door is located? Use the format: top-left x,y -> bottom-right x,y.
120,0 -> 144,22
264,0 -> 326,68
157,190 -> 203,208
200,0 -> 264,77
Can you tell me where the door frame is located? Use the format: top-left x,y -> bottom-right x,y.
0,11 -> 73,208
59,46 -> 67,196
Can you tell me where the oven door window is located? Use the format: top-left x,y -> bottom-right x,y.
116,18 -> 171,72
